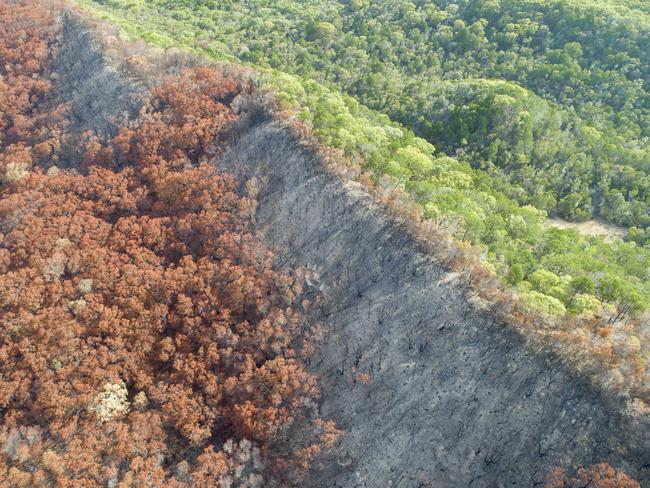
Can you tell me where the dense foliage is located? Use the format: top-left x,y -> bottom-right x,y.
79,0 -> 650,232
0,0 -> 65,179
0,4 -> 336,486
77,1 -> 650,321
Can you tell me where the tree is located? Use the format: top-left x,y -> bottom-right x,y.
0,9 -> 336,482
596,276 -> 645,320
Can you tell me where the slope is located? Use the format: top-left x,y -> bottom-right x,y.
6,7 -> 649,487
73,0 -> 650,403
218,109 -> 650,488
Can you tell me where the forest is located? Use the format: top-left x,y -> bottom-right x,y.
76,0 -> 650,325
0,3 -> 337,485
1,0 -> 648,486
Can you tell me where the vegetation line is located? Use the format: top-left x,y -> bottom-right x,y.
74,0 -> 649,405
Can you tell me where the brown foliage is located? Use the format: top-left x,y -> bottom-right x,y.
0,7 -> 335,486
0,0 -> 67,183
545,463 -> 640,488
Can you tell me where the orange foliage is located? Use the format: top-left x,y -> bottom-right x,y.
0,0 -> 67,182
0,6 -> 335,486
546,464 -> 641,488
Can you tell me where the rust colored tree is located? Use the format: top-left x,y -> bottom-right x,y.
0,6 -> 337,486
0,0 -> 67,184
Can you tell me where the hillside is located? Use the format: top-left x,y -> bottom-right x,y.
218,118 -> 650,487
0,1 -> 648,487
77,0 -> 650,338
76,0 -> 650,234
